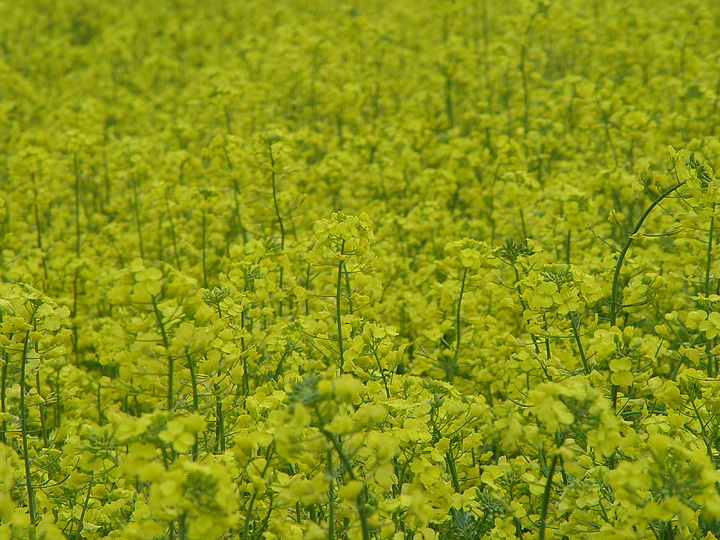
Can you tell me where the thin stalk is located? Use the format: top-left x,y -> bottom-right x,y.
35,370 -> 48,446
519,208 -> 529,241
443,66 -> 454,129
704,203 -> 716,297
20,313 -> 37,526
610,180 -> 686,408
595,97 -> 619,169
519,7 -> 543,136
336,253 -> 346,373
54,366 -> 61,429
569,314 -> 591,374
73,154 -> 82,259
131,172 -> 145,259
240,298 -> 250,397
31,175 -> 48,284
151,297 -> 172,410
503,259 -> 544,360
240,443 -> 274,540
73,154 -> 82,365
327,451 -> 335,540
231,177 -> 247,244
267,138 -> 285,316
186,353 -> 199,412
163,191 -> 181,270
446,447 -> 461,493
371,348 -> 391,398
344,266 -> 354,315
74,472 -> 94,540
215,392 -> 225,453
538,453 -> 559,540
321,428 -> 370,540
448,268 -> 468,383
1,342 -> 7,445
429,410 -> 461,493
178,513 -> 187,540
256,492 -> 275,538
201,207 -> 207,288
304,263 -> 312,315
186,353 -> 199,459
565,230 -> 571,265
221,143 -> 242,244
157,214 -> 163,262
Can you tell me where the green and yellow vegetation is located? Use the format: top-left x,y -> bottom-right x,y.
2,0 -> 720,538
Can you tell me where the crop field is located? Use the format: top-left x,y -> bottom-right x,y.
2,0 -> 720,538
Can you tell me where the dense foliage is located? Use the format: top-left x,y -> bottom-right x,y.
1,0 -> 720,539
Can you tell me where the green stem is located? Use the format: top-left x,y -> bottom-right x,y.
97,380 -> 102,425
178,512 -> 187,540
151,297 -> 172,410
74,472 -> 94,540
215,392 -> 225,453
232,177 -> 247,244
73,154 -> 82,365
610,180 -> 686,408
446,447 -> 461,493
443,66 -> 454,129
240,443 -> 274,540
569,313 -> 591,374
595,97 -> 619,169
449,267 -> 467,383
321,429 -> 370,540
20,313 -> 37,526
565,229 -> 571,264
131,171 -> 145,259
327,450 -> 335,540
538,453 -> 559,540
267,137 -> 285,317
186,353 -> 199,459
201,208 -> 207,288
704,203 -> 716,297
336,256 -> 345,373
1,342 -> 7,445
163,191 -> 181,269
429,409 -> 461,493
371,348 -> 391,398
31,175 -> 48,284
507,262 -> 542,357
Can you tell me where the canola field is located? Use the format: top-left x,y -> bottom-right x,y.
2,0 -> 720,538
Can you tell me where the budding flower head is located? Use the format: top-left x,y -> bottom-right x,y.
310,211 -> 376,263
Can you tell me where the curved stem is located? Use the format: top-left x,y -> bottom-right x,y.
152,297 -> 172,411
609,180 -> 686,409
609,181 -> 686,328
336,255 -> 345,373
20,310 -> 37,527
449,267 -> 467,383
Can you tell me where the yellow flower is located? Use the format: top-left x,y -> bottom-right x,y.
401,487 -> 434,526
528,383 -> 575,432
338,480 -> 363,500
699,312 -> 720,339
334,375 -> 365,405
327,412 -> 354,435
159,417 -> 195,453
